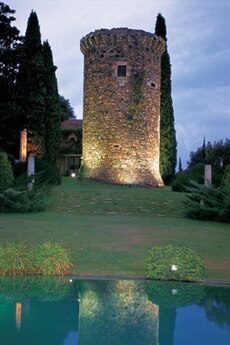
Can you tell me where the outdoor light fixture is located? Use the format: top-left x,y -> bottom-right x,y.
71,172 -> 76,177
170,264 -> 178,272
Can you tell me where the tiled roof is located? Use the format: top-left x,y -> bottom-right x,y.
61,119 -> 83,129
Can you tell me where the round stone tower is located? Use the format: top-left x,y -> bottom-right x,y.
80,28 -> 165,186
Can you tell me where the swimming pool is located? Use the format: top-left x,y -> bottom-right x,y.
0,277 -> 229,344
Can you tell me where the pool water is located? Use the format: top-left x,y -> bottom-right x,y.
0,277 -> 229,345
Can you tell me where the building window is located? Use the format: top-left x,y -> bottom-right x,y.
147,80 -> 157,89
117,65 -> 126,77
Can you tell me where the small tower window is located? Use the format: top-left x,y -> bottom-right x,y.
117,65 -> 126,77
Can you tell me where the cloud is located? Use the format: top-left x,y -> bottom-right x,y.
174,85 -> 230,167
175,87 -> 230,128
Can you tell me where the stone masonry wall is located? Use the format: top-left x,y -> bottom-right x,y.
80,28 -> 165,186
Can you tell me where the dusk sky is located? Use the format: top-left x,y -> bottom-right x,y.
6,0 -> 230,168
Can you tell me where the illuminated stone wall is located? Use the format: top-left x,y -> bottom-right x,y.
77,280 -> 159,345
80,28 -> 165,186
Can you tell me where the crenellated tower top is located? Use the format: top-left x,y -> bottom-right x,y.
80,28 -> 165,55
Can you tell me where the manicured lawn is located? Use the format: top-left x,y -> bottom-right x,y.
51,178 -> 186,217
0,177 -> 229,281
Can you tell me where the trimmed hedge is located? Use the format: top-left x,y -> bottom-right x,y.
145,244 -> 204,281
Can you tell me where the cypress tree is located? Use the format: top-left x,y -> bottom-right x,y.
43,40 -> 61,164
0,2 -> 22,156
202,136 -> 206,161
155,13 -> 177,184
16,10 -> 46,157
178,157 -> 183,172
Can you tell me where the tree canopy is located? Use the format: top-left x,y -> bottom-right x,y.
60,95 -> 75,121
43,40 -> 61,164
0,2 -> 22,155
16,10 -> 46,156
0,4 -> 73,165
188,138 -> 230,169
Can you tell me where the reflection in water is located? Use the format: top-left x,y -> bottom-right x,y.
15,302 -> 22,331
204,286 -> 230,330
0,277 -> 229,345
0,277 -> 78,345
174,304 -> 230,345
77,280 -> 159,345
64,331 -> 78,345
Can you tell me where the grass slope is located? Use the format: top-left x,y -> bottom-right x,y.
0,178 -> 229,281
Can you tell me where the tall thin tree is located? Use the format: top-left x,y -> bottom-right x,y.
0,2 -> 22,155
178,157 -> 183,172
43,40 -> 61,164
155,13 -> 177,184
17,10 -> 46,157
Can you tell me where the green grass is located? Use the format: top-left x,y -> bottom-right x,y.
51,178 -> 186,217
0,177 -> 229,281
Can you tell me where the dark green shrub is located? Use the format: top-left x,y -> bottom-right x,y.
172,163 -> 223,192
145,244 -> 204,281
223,165 -> 230,188
35,158 -> 61,185
185,180 -> 230,222
1,158 -> 55,213
28,241 -> 73,276
0,186 -> 50,213
0,242 -> 28,276
7,154 -> 16,169
172,163 -> 204,192
0,149 -> 14,191
13,161 -> 27,178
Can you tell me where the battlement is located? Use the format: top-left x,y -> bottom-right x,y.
80,28 -> 165,55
